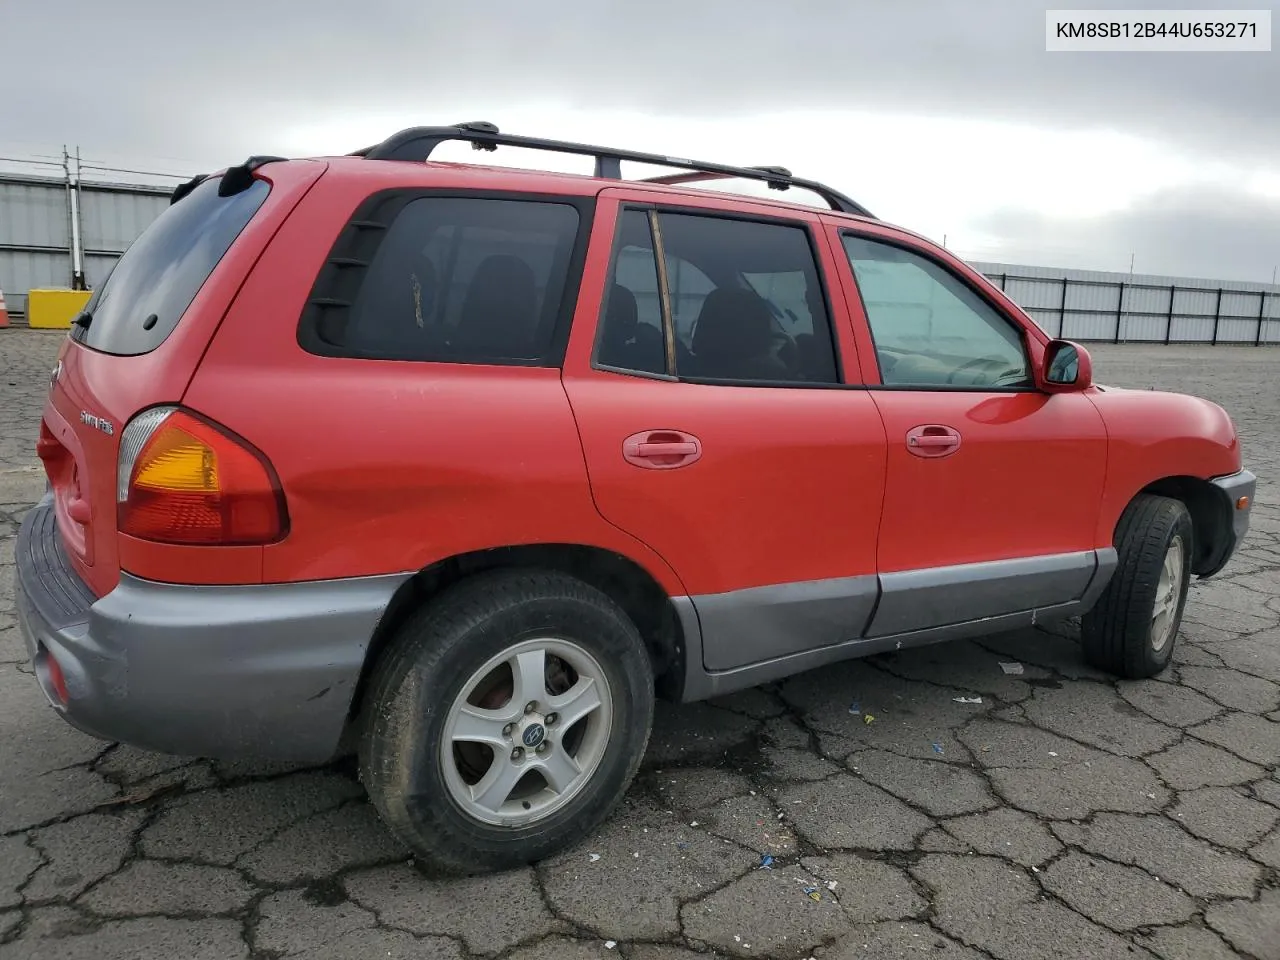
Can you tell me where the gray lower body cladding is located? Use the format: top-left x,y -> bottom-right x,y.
14,494 -> 407,762
675,547 -> 1119,702
1199,468 -> 1256,577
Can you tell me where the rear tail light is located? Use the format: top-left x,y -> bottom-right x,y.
117,406 -> 287,545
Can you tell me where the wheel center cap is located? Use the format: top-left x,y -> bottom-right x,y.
521,722 -> 546,748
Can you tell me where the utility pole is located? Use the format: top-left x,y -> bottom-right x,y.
74,146 -> 86,290
62,145 -> 73,288
63,145 -> 87,290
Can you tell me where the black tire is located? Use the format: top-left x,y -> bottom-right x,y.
358,568 -> 654,876
1080,493 -> 1193,678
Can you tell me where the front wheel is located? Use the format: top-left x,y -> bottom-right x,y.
358,569 -> 655,876
1080,494 -> 1193,678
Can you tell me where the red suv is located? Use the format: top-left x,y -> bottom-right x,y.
15,122 -> 1256,874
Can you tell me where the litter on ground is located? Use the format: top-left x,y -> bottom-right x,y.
999,661 -> 1025,675
863,714 -> 876,725
953,696 -> 983,704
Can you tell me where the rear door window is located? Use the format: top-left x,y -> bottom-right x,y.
304,196 -> 583,365
594,208 -> 840,384
72,177 -> 270,356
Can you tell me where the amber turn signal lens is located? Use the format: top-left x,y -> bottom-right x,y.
132,426 -> 219,494
1236,496 -> 1250,511
118,409 -> 286,545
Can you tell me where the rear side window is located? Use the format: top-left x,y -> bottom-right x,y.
300,195 -> 584,365
72,178 -> 270,356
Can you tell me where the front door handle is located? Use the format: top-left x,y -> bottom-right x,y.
623,430 -> 703,469
905,425 -> 962,458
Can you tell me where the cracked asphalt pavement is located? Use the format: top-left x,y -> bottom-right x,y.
2,330 -> 1278,960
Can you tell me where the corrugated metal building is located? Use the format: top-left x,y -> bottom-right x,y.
0,173 -> 169,323
1,170 -> 1277,346
972,261 -> 1280,346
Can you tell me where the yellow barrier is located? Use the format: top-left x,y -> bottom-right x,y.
28,289 -> 92,330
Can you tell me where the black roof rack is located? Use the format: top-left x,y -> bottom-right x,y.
353,121 -> 875,218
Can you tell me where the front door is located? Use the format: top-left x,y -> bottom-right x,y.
825,224 -> 1109,637
562,191 -> 887,673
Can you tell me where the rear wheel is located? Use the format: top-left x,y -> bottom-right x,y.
358,569 -> 654,875
1081,494 -> 1193,678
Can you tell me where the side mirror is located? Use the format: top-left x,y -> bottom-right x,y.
1041,339 -> 1092,392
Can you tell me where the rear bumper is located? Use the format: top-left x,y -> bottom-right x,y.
1200,468 -> 1257,578
14,493 -> 409,762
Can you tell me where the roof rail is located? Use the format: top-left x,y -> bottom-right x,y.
355,121 -> 875,218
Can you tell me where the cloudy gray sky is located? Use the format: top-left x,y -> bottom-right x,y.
3,0 -> 1277,282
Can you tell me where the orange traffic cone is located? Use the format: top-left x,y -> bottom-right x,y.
0,286 -> 10,328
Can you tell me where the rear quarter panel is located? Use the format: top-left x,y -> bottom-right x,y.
1089,386 -> 1242,543
44,160 -> 328,595
181,165 -> 688,594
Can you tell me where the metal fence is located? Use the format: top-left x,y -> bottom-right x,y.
0,173 -> 169,323
979,269 -> 1280,346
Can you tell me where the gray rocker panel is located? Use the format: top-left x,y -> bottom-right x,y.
678,547 -> 1117,702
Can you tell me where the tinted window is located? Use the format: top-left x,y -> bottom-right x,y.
336,197 -> 580,364
665,253 -> 715,350
72,178 -> 269,356
842,235 -> 1031,388
595,209 -> 839,384
596,210 -> 666,375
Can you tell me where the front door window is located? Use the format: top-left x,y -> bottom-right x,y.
841,235 -> 1032,389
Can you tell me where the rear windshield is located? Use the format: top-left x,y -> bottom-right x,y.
71,177 -> 270,356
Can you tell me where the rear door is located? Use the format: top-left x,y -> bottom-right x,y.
38,162 -> 323,596
562,189 -> 888,673
823,220 -> 1109,637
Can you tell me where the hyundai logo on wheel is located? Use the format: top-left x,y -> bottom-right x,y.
521,724 -> 545,748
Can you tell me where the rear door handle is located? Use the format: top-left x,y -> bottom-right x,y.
905,425 -> 962,458
635,442 -> 697,456
623,430 -> 703,469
